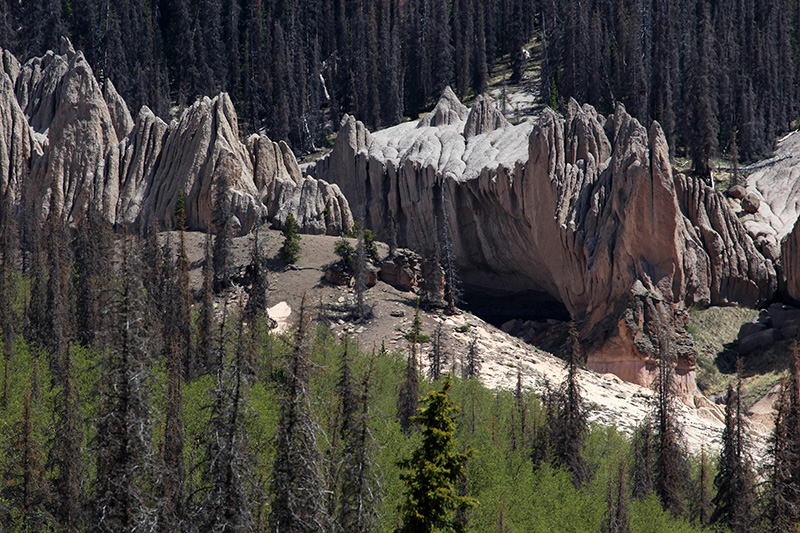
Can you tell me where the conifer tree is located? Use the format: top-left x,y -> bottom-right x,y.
245,226 -> 268,321
198,233 -> 215,373
212,174 -> 233,292
159,241 -> 187,531
48,333 -> 86,531
399,304 -> 424,433
202,303 -> 254,532
1,387 -> 54,530
428,320 -> 447,381
550,328 -> 589,488
602,461 -> 631,533
269,298 -> 329,532
176,223 -> 195,379
653,333 -> 688,517
712,375 -> 756,531
769,344 -> 800,531
462,335 -> 481,380
337,344 -> 380,532
279,213 -> 302,264
630,420 -> 655,500
396,377 -> 475,533
93,236 -> 157,532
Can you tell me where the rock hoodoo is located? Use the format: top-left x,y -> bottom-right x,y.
0,42 -> 352,236
308,92 -> 778,391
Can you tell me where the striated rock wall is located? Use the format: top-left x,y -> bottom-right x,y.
0,41 -> 352,236
308,91 -> 777,390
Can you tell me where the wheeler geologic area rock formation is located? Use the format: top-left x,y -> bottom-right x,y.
1,39 -> 792,394
0,39 -> 353,236
307,89 -> 780,392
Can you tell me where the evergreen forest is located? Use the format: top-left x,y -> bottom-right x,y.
0,208 -> 797,532
2,0 -> 797,174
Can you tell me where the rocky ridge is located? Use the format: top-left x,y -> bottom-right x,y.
0,39 -> 352,235
307,90 -> 777,391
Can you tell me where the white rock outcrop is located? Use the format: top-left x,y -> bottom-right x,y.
308,91 -> 777,390
0,42 -> 352,236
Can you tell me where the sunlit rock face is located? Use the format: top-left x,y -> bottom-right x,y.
0,40 -> 352,236
309,89 -> 777,391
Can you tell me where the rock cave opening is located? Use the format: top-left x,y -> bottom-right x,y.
461,287 -> 572,352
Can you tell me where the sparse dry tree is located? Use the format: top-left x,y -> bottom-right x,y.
768,344 -> 800,531
353,227 -> 371,321
653,331 -> 688,517
212,173 -> 233,292
337,344 -> 381,532
550,327 -> 589,488
269,297 -> 330,532
428,320 -> 447,381
398,304 -> 423,433
711,364 -> 756,532
602,461 -> 631,533
93,236 -> 158,532
197,233 -> 215,374
245,225 -> 269,321
201,299 -> 255,533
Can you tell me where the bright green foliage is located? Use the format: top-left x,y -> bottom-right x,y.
397,377 -> 476,533
279,213 -> 302,264
405,304 -> 430,344
334,237 -> 356,271
174,190 -> 186,230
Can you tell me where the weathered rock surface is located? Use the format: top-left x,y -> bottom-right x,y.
463,94 -> 510,139
0,42 -> 352,236
308,91 -> 777,390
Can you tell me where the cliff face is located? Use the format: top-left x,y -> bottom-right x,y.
308,91 -> 777,390
0,40 -> 352,235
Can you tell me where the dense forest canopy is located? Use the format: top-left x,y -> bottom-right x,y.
2,0 -> 796,171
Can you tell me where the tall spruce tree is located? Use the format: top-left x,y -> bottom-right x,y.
712,376 -> 756,531
550,328 -> 589,488
653,333 -> 688,517
397,377 -> 475,533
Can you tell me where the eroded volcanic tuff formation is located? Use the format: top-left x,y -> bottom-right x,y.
308,90 -> 778,391
0,39 -> 352,236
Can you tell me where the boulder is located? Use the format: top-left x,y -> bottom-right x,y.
738,321 -> 767,342
727,184 -> 746,199
325,265 -> 351,286
739,328 -> 782,354
768,303 -> 800,330
742,192 -> 760,213
379,250 -> 421,292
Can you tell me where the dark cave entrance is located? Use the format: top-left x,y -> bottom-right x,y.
460,288 -> 571,329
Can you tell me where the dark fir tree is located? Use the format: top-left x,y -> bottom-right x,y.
280,213 -> 302,264
550,328 -> 589,488
212,174 -> 233,292
711,376 -> 756,532
630,420 -> 655,500
653,334 -> 688,517
428,320 -> 447,381
397,377 -> 475,533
